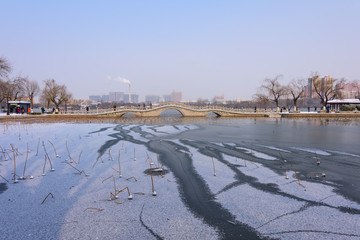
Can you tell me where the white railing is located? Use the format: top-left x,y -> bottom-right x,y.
52,103 -> 269,115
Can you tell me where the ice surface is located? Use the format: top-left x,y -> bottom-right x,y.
1,122 -> 359,240
327,150 -> 360,158
236,147 -> 277,161
257,144 -> 291,153
291,147 -> 331,156
0,123 -> 218,240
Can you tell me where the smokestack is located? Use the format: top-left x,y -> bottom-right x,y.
129,84 -> 131,103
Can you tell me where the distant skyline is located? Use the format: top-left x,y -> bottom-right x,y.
1,1 -> 360,101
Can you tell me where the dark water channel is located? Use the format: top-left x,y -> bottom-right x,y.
96,117 -> 360,239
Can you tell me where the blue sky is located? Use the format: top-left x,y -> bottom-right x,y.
1,1 -> 359,101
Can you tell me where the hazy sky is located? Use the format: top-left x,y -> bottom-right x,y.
1,1 -> 360,101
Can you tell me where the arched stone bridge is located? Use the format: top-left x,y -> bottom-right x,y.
93,103 -> 270,117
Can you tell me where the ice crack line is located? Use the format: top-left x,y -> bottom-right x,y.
139,204 -> 163,240
215,180 -> 245,196
256,203 -> 313,229
263,229 -> 360,238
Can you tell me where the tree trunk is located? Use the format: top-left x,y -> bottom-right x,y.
30,95 -> 34,109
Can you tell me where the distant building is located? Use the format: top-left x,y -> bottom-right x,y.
213,94 -> 226,104
163,94 -> 172,102
8,101 -> 31,113
171,91 -> 182,102
102,95 -> 109,102
337,82 -> 360,99
307,75 -> 334,99
124,94 -> 139,103
109,92 -> 124,102
89,95 -> 102,102
145,95 -> 160,104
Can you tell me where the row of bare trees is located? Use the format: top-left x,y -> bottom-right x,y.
254,74 -> 358,112
0,57 -> 72,113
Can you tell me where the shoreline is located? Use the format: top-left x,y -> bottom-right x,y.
1,112 -> 360,123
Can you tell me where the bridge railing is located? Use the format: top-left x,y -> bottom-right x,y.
54,103 -> 271,115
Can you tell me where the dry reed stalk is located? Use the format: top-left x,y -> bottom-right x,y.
118,150 -> 122,178
0,175 -> 9,183
242,150 -> 247,167
126,176 -> 137,181
110,186 -> 132,200
10,144 -> 18,183
115,201 -> 124,204
145,152 -> 150,162
41,192 -> 54,204
78,150 -> 83,163
291,166 -> 305,188
79,170 -> 89,176
65,141 -> 75,163
108,148 -> 113,161
146,152 -> 154,165
102,175 -> 117,194
48,140 -> 59,158
5,151 -> 12,161
92,152 -> 102,168
35,138 -> 40,156
42,155 -> 47,176
0,145 -> 6,160
211,157 -> 216,176
65,161 -> 87,175
149,170 -> 156,196
21,143 -> 29,179
249,149 -> 259,168
146,154 -> 156,195
315,152 -> 320,165
42,142 -> 54,171
15,148 -> 22,156
83,207 -> 104,212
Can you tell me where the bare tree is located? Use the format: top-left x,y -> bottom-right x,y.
63,92 -> 72,112
24,79 -> 40,109
41,79 -> 72,111
258,75 -> 287,112
0,57 -> 12,80
0,76 -> 27,114
253,93 -> 270,110
0,80 -> 7,104
352,80 -> 360,99
0,76 -> 27,103
287,79 -> 305,111
0,57 -> 12,108
310,74 -> 346,110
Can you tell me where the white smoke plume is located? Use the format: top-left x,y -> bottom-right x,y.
107,76 -> 131,84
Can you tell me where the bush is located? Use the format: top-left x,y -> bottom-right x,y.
356,105 -> 360,111
340,105 -> 356,111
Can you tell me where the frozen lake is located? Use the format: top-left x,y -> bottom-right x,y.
1,117 -> 360,239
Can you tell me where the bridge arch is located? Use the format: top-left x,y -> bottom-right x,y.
95,103 -> 264,118
159,108 -> 184,117
121,112 -> 137,118
206,112 -> 221,118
